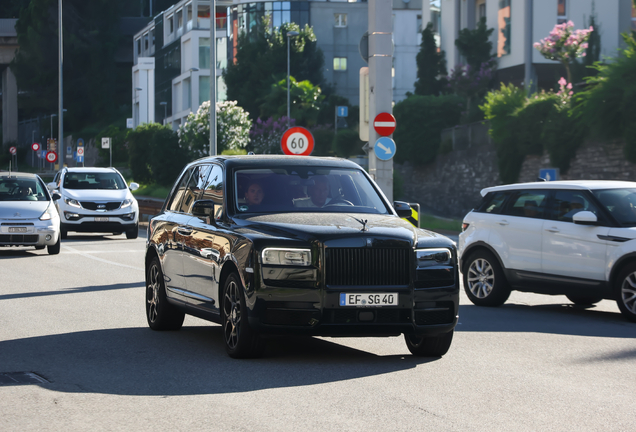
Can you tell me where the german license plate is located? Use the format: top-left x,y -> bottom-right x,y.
339,293 -> 398,307
95,217 -> 109,222
8,227 -> 27,233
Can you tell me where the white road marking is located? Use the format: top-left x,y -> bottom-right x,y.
62,245 -> 144,271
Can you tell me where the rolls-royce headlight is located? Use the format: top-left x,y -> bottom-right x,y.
262,248 -> 311,266
415,248 -> 452,269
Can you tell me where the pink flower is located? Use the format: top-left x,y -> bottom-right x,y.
558,77 -> 567,86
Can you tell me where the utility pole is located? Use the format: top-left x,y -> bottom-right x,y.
367,0 -> 394,202
58,0 -> 64,168
209,0 -> 217,156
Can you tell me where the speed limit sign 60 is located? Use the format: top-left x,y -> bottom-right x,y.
281,127 -> 314,156
45,151 -> 58,163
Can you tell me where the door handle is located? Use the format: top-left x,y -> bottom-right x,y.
545,227 -> 560,233
177,226 -> 193,236
498,220 -> 509,226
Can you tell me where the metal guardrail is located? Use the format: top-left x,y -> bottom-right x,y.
136,197 -> 164,223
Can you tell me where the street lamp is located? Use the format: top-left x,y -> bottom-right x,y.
286,30 -> 299,129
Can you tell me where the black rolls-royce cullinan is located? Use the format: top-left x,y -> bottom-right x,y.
145,155 -> 459,358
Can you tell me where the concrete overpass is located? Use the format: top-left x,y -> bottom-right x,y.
0,19 -> 18,145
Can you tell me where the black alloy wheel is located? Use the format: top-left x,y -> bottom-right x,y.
616,263 -> 636,322
404,330 -> 454,357
222,273 -> 264,358
145,257 -> 185,330
463,250 -> 511,307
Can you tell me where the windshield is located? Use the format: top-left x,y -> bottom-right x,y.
234,167 -> 389,214
63,172 -> 127,190
0,177 -> 50,202
593,188 -> 636,226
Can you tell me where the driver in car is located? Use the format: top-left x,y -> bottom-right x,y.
293,176 -> 332,208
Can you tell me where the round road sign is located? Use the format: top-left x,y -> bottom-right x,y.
281,127 -> 314,156
77,147 -> 85,157
32,143 -> 40,152
46,151 -> 58,163
373,112 -> 396,136
374,137 -> 396,161
9,146 -> 17,155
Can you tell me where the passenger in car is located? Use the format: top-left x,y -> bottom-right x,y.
293,176 -> 332,208
244,181 -> 264,207
523,200 -> 539,217
562,196 -> 585,220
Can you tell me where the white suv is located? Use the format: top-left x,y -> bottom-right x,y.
49,167 -> 139,239
458,180 -> 636,322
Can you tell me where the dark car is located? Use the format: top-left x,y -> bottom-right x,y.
145,155 -> 459,358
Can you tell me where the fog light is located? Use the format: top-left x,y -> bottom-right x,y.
65,211 -> 80,220
45,234 -> 52,241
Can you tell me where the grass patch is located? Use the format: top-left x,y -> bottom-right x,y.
419,213 -> 462,233
131,183 -> 171,200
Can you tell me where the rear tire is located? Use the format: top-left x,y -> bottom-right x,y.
221,272 -> 265,358
145,257 -> 185,330
566,294 -> 603,306
47,236 -> 61,255
404,330 -> 454,357
463,250 -> 511,307
126,223 -> 138,239
615,263 -> 636,322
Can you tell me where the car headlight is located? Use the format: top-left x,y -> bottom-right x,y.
64,197 -> 81,208
262,248 -> 311,266
415,248 -> 452,269
121,199 -> 134,209
39,204 -> 57,221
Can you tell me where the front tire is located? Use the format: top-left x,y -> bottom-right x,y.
615,263 -> 636,322
126,223 -> 138,239
47,236 -> 61,255
221,273 -> 264,358
463,250 -> 511,307
404,331 -> 454,357
60,229 -> 68,240
146,257 -> 185,330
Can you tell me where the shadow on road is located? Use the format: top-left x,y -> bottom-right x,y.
0,326 -> 435,395
457,301 -> 635,338
0,282 -> 144,301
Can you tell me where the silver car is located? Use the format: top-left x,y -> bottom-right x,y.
0,171 -> 61,255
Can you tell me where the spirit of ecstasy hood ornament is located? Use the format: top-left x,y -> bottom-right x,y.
352,217 -> 368,232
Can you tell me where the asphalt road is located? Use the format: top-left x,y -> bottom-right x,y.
0,231 -> 634,431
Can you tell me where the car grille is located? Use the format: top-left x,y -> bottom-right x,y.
80,201 -> 121,211
0,234 -> 39,244
325,248 -> 410,286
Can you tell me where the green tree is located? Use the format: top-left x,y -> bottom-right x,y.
414,22 -> 448,96
455,17 -> 494,71
224,21 -> 324,121
259,77 -> 324,127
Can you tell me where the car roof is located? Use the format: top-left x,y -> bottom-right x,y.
0,171 -> 39,180
64,167 -> 117,173
189,155 -> 363,170
481,180 -> 636,196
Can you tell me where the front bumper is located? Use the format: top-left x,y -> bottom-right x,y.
0,221 -> 60,247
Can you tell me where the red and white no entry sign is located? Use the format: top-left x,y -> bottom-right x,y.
9,146 -> 17,155
45,151 -> 58,163
77,147 -> 85,156
373,112 -> 396,136
31,143 -> 40,152
281,127 -> 315,156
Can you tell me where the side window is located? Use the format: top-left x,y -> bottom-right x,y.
166,167 -> 194,212
503,190 -> 549,219
550,190 -> 600,223
200,165 -> 224,220
476,191 -> 509,214
178,165 -> 213,214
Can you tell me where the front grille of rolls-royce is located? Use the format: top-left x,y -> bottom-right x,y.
325,247 -> 410,286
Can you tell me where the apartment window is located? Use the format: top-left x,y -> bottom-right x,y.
198,5 -> 211,18
143,33 -> 149,50
334,57 -> 347,71
177,10 -> 183,29
497,0 -> 511,57
417,14 -> 422,32
477,0 -> 486,20
335,13 -> 347,27
136,38 -> 141,57
168,16 -> 174,33
557,0 -> 567,24
150,29 -> 155,48
187,5 -> 193,22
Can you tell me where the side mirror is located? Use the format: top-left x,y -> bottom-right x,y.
573,211 -> 598,225
129,182 -> 139,191
47,182 -> 57,191
393,201 -> 412,219
192,200 -> 216,219
51,192 -> 61,201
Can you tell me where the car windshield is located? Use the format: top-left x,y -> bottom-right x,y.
0,176 -> 49,201
63,172 -> 127,190
234,167 -> 389,214
593,188 -> 636,226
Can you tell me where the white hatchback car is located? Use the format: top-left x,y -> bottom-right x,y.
0,171 -> 61,254
459,180 -> 636,322
48,167 -> 139,239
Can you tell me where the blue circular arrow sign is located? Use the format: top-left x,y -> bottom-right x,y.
374,137 -> 396,161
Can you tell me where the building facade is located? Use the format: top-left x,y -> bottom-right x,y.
440,0 -> 636,89
133,0 -> 425,129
